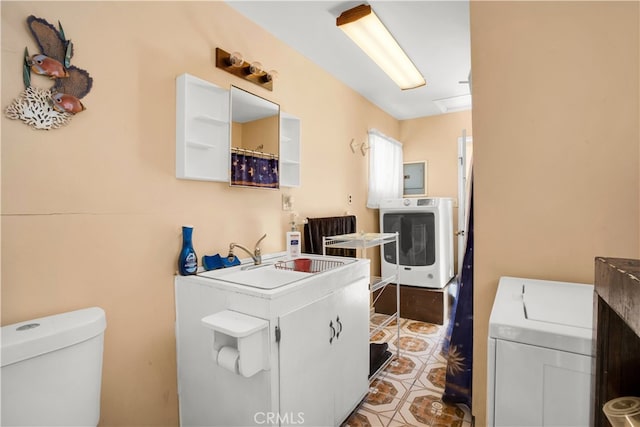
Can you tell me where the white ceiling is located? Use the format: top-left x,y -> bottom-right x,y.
227,1 -> 472,120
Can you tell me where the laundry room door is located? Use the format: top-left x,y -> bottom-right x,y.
457,131 -> 472,277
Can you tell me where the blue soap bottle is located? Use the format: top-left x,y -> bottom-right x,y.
178,225 -> 198,275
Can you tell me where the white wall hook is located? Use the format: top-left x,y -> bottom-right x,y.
360,142 -> 369,156
350,138 -> 358,153
350,139 -> 368,156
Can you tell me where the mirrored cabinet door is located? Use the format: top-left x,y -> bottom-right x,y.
176,73 -> 230,182
229,86 -> 280,189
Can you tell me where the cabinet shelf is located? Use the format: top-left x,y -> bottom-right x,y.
186,140 -> 216,150
323,232 -> 400,383
280,112 -> 301,188
194,114 -> 227,125
281,159 -> 300,166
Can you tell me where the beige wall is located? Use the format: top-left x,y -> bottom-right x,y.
401,110 -> 472,199
234,115 -> 279,154
231,121 -> 243,150
471,2 -> 639,425
400,110 -> 473,270
1,2 -> 398,425
5,2 -> 637,426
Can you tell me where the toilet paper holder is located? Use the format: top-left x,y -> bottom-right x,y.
201,310 -> 269,378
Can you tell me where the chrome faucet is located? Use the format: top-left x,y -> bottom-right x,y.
227,233 -> 267,265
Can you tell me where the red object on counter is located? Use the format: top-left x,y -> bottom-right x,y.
294,258 -> 312,272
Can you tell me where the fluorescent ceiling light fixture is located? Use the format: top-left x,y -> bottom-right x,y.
337,4 -> 426,90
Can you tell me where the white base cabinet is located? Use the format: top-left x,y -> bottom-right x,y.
279,278 -> 369,426
175,256 -> 369,426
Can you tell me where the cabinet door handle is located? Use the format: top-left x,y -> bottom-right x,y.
336,316 -> 343,339
329,320 -> 336,344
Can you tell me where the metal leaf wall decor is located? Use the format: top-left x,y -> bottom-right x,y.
4,15 -> 93,130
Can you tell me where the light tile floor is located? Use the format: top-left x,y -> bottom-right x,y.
342,314 -> 473,427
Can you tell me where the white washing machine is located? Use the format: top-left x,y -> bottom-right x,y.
379,197 -> 454,289
487,277 -> 594,427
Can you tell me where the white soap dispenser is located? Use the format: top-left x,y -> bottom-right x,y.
286,222 -> 301,258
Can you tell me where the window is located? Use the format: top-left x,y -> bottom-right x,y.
366,129 -> 403,208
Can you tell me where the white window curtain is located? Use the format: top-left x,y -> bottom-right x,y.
366,129 -> 403,208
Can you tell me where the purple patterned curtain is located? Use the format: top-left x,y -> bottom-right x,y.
231,152 -> 278,188
442,178 -> 473,408
267,157 -> 278,186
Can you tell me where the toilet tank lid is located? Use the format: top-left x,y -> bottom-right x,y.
1,307 -> 106,367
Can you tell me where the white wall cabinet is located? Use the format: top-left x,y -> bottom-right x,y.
279,113 -> 301,188
176,73 -> 230,182
176,73 -> 302,188
279,277 -> 368,425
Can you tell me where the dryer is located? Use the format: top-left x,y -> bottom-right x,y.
379,198 -> 454,289
487,277 -> 594,427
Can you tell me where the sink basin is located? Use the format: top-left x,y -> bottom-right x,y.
197,256 -> 355,290
200,264 -> 311,290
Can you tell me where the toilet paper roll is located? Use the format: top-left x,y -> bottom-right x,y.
217,346 -> 239,374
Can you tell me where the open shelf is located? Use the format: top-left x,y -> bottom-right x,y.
176,73 -> 229,182
369,346 -> 394,381
323,233 -> 397,250
370,275 -> 396,293
280,112 -> 301,188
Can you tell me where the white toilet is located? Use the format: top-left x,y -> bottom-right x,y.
1,307 -> 107,426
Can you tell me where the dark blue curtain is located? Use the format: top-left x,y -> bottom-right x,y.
442,180 -> 473,408
231,153 -> 278,188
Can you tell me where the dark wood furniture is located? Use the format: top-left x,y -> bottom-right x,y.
373,282 -> 453,325
593,257 -> 640,426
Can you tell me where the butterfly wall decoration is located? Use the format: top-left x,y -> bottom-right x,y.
5,16 -> 93,130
